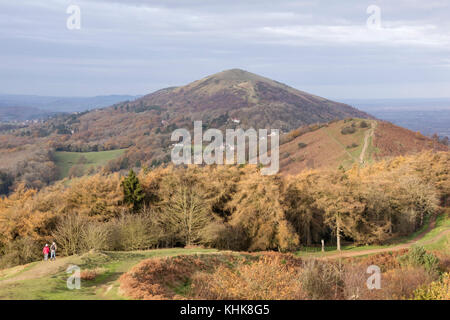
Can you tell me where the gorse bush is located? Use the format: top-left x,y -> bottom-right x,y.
414,273 -> 450,300
398,246 -> 440,276
341,126 -> 356,135
359,121 -> 369,128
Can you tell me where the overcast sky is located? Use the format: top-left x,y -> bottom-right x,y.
1,0 -> 449,99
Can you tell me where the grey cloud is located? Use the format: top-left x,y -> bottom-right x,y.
0,0 -> 449,98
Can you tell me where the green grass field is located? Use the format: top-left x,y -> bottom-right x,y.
53,149 -> 126,179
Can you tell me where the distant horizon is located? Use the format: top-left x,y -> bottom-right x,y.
1,68 -> 450,102
2,92 -> 450,103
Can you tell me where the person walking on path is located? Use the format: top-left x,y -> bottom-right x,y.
43,244 -> 50,261
50,242 -> 57,261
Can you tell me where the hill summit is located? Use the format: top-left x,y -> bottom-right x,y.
133,68 -> 371,131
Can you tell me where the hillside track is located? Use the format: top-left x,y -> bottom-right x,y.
320,215 -> 449,260
359,121 -> 376,165
0,255 -> 81,286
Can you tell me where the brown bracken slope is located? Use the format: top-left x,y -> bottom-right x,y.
373,121 -> 448,159
278,119 -> 448,175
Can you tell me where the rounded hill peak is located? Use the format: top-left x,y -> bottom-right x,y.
207,68 -> 269,83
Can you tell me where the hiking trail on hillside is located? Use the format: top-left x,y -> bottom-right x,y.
359,121 -> 376,165
320,215 -> 449,260
0,255 -> 82,286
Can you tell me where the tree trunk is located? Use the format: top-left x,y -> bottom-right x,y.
389,215 -> 393,234
336,219 -> 341,251
305,222 -> 311,246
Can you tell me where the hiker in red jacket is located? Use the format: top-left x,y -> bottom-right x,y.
43,244 -> 50,261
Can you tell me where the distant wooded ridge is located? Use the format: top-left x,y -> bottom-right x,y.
0,94 -> 141,115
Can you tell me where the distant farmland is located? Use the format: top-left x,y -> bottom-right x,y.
53,149 -> 126,179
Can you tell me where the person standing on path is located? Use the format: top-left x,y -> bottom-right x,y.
43,244 -> 50,261
50,242 -> 57,261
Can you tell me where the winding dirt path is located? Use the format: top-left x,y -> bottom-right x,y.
320,217 -> 449,260
0,255 -> 81,286
359,121 -> 376,164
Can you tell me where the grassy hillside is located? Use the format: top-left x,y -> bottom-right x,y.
279,118 -> 447,175
279,119 -> 377,174
0,248 -> 216,300
53,149 -> 126,179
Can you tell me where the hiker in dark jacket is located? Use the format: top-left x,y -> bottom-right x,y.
50,242 -> 57,261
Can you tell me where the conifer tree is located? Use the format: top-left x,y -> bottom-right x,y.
121,169 -> 144,211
